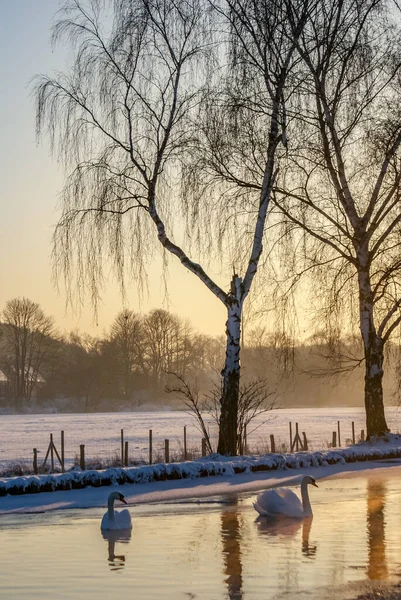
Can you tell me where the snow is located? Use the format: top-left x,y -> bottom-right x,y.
0,456 -> 399,516
2,434 -> 401,513
1,406 -> 401,515
2,406 -> 401,469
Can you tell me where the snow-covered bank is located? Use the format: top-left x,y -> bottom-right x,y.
2,436 -> 401,499
1,455 -> 401,516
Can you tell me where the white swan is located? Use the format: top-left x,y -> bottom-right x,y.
253,475 -> 318,518
101,491 -> 132,531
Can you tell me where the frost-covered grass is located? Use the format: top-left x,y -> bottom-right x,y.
2,406 -> 401,476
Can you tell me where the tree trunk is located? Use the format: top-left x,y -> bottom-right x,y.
358,265 -> 388,438
364,335 -> 388,438
218,276 -> 242,455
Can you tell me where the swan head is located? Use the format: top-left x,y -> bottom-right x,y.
303,476 -> 318,488
109,491 -> 128,504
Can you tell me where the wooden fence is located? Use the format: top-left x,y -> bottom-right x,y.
29,420 -> 363,475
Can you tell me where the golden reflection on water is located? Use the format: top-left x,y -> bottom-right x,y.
366,479 -> 388,580
221,502 -> 243,599
2,470 -> 401,599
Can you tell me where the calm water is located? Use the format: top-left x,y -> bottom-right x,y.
2,467 -> 401,599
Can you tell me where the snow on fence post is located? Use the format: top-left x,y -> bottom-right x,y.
80,444 -> 85,470
165,439 -> 169,463
61,430 -> 65,473
124,441 -> 128,467
201,438 -> 207,457
332,431 -> 337,447
184,426 -> 187,460
33,448 -> 38,475
270,434 -> 276,453
149,430 -> 153,465
120,429 -> 124,465
352,421 -> 355,444
337,421 -> 341,447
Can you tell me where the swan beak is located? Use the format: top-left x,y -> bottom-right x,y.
121,498 -> 128,504
312,481 -> 318,487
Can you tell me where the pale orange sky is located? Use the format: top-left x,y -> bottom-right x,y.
0,1 -> 230,338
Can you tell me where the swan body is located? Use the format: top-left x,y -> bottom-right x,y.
253,476 -> 318,518
101,491 -> 132,531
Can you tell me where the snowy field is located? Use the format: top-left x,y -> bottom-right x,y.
1,406 -> 401,472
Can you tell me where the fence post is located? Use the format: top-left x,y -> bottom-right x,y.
121,429 -> 124,465
361,429 -> 365,442
149,430 -> 153,465
61,430 -> 65,473
80,444 -> 85,470
337,421 -> 341,447
201,438 -> 207,457
289,422 -> 293,451
332,431 -> 337,447
184,426 -> 187,460
165,439 -> 169,463
149,429 -> 153,465
302,432 -> 308,451
124,441 -> 128,467
33,448 -> 38,475
50,433 -> 54,472
270,434 -> 276,454
352,421 -> 355,444
295,423 -> 300,452
244,425 -> 247,454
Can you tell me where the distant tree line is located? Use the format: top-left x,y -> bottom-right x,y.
1,297 -> 399,413
0,298 -> 223,409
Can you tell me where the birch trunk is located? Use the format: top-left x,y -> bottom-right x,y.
357,266 -> 388,438
218,275 -> 243,455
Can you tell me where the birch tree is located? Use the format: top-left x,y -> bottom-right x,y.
34,0 -> 309,454
270,0 -> 401,437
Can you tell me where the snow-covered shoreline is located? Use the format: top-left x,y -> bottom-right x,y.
2,436 -> 401,498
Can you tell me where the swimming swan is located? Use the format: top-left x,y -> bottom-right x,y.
253,476 -> 318,518
101,491 -> 132,530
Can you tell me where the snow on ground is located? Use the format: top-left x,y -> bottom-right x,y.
0,457 -> 399,515
2,439 -> 401,514
2,406 -> 401,468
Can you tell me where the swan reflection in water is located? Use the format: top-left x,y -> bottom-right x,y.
101,529 -> 132,572
256,516 -> 317,559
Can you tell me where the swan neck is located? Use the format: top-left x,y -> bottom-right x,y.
107,496 -> 115,521
301,481 -> 313,517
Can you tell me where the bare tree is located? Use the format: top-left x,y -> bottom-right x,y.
167,373 -> 277,454
2,298 -> 58,402
267,0 -> 401,438
142,309 -> 193,388
108,309 -> 143,398
34,0 -> 309,454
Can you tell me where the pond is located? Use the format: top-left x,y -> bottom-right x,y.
1,467 -> 401,599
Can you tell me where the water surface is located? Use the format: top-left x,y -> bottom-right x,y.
2,467 -> 401,599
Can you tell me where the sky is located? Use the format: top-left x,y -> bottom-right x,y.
0,1 -> 228,338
